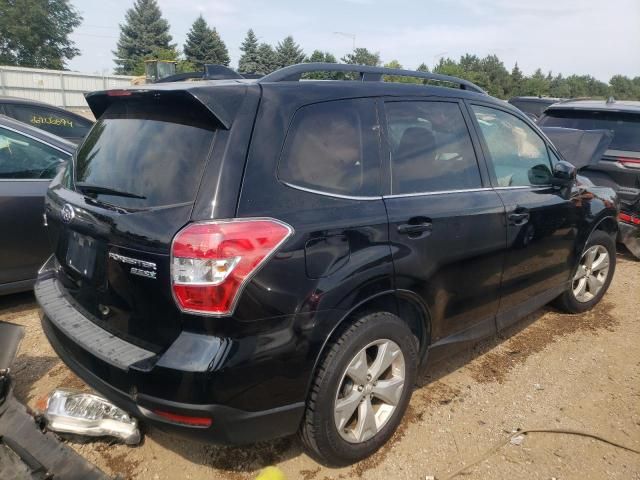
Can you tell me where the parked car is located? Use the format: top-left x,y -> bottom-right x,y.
35,63 -> 618,466
508,96 -> 564,121
538,99 -> 640,258
0,115 -> 75,295
0,96 -> 94,144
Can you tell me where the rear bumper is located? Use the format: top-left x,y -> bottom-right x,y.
35,272 -> 305,445
618,221 -> 640,259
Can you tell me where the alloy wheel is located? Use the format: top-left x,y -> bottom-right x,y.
334,339 -> 406,443
572,245 -> 610,303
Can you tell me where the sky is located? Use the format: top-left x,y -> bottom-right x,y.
67,0 -> 640,81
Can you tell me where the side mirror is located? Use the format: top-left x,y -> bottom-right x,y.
552,160 -> 577,186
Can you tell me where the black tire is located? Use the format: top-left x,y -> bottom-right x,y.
555,230 -> 616,313
299,311 -> 418,467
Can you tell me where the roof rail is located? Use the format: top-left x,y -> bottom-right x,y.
258,62 -> 486,94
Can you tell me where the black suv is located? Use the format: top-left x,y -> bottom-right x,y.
35,63 -> 618,466
508,96 -> 564,121
538,99 -> 640,258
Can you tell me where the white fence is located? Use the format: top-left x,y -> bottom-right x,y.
0,65 -> 133,109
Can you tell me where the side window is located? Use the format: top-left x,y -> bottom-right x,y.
8,105 -> 92,139
278,98 -> 381,197
0,127 -> 69,179
472,105 -> 552,187
385,101 -> 481,194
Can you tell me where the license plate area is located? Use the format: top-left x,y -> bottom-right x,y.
66,231 -> 97,278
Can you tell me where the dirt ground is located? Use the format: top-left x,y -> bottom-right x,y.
2,254 -> 639,480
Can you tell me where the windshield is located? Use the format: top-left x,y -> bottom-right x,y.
74,98 -> 217,209
539,109 -> 640,152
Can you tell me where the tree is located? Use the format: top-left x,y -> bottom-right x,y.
183,15 -> 229,68
341,48 -> 380,66
609,75 -> 638,100
304,50 -> 338,79
114,0 -> 173,75
255,43 -> 278,75
416,63 -> 429,72
0,0 -> 82,69
480,54 -> 509,97
275,35 -> 305,69
238,29 -> 260,73
510,63 -> 524,96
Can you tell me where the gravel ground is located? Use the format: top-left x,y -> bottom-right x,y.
2,254 -> 639,480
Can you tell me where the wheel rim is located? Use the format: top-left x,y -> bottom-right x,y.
572,245 -> 610,303
334,339 -> 405,444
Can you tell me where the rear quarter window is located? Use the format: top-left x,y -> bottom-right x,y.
278,98 -> 381,197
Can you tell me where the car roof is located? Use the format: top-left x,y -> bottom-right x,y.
545,99 -> 640,113
0,114 -> 76,154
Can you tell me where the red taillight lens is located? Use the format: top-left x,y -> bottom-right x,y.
171,218 -> 293,315
617,157 -> 640,169
619,212 -> 640,225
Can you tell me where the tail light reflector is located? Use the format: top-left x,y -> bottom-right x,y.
152,410 -> 212,427
619,212 -> 640,225
171,218 -> 293,315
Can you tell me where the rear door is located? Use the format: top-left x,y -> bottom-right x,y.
382,98 -> 506,347
0,125 -> 70,287
469,103 -> 580,329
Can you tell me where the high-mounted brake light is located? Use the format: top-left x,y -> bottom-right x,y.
106,89 -> 133,97
171,218 -> 293,315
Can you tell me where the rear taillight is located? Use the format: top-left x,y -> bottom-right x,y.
616,157 -> 640,169
170,218 -> 293,315
619,212 -> 640,225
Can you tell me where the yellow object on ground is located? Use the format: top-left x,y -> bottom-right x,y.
255,466 -> 286,480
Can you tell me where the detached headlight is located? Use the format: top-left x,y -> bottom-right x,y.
44,389 -> 140,445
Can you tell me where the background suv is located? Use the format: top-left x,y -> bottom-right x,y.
36,63 -> 618,466
539,99 -> 640,258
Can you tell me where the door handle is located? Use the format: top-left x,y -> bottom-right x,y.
508,212 -> 530,226
397,222 -> 432,236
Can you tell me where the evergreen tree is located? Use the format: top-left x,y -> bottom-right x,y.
275,35 -> 305,69
183,15 -> 229,68
416,63 -> 429,72
0,0 -> 82,69
304,50 -> 338,79
114,0 -> 173,75
510,63 -> 524,96
341,48 -> 381,66
238,29 -> 260,73
255,43 -> 278,75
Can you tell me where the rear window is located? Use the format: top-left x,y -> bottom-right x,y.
278,98 -> 381,197
7,104 -> 93,140
74,98 -> 217,209
539,110 -> 640,152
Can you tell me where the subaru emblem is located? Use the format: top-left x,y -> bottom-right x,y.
61,204 -> 75,224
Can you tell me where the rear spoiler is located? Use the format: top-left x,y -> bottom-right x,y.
85,84 -> 248,129
541,127 -> 613,169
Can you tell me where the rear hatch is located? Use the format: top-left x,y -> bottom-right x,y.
45,87 -> 247,352
539,108 -> 640,209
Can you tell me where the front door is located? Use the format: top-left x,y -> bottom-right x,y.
382,99 -> 506,348
468,103 -> 580,330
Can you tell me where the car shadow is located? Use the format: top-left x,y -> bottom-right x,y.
0,291 -> 37,317
146,308 -> 549,473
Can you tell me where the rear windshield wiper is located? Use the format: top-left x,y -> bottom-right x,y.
75,182 -> 146,199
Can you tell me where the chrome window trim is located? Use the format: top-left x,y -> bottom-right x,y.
281,181 -> 383,201
493,185 -> 551,190
0,178 -> 52,182
383,187 -> 492,199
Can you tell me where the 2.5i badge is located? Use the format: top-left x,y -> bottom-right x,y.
108,252 -> 157,279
